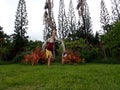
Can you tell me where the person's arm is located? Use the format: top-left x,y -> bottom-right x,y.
61,40 -> 65,52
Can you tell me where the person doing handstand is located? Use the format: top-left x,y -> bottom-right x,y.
42,28 -> 65,67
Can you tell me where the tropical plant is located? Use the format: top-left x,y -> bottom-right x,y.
103,21 -> 120,58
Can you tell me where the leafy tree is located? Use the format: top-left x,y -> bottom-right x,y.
26,40 -> 43,51
103,21 -> 120,58
111,0 -> 120,22
94,31 -> 100,47
0,26 -> 10,45
0,26 -> 4,60
100,0 -> 110,34
65,38 -> 86,50
0,26 -> 4,44
12,0 -> 28,58
0,26 -> 11,61
58,0 -> 68,39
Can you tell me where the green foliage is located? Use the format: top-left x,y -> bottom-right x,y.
103,21 -> 120,58
72,26 -> 94,45
12,51 -> 31,63
26,40 -> 43,51
12,52 -> 25,63
0,26 -> 12,61
64,39 -> 101,62
81,47 -> 99,62
0,38 -> 43,62
64,38 -> 86,49
12,40 -> 43,63
0,47 -> 9,60
0,64 -> 120,90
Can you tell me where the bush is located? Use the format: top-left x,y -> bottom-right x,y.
103,21 -> 120,58
12,51 -> 31,63
81,47 -> 99,62
0,59 -> 13,65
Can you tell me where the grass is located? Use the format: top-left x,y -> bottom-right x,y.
0,63 -> 120,90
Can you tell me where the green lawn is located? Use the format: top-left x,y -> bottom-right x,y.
0,63 -> 120,90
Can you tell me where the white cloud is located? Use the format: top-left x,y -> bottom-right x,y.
27,0 -> 45,41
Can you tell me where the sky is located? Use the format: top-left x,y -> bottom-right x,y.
0,0 -> 111,41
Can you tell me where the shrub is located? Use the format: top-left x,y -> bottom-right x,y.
12,51 -> 31,63
81,47 -> 99,62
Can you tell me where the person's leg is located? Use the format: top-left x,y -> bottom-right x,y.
61,53 -> 64,64
48,55 -> 54,67
46,49 -> 54,67
61,52 -> 67,64
48,56 -> 50,67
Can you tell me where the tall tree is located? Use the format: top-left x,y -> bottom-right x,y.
0,26 -> 4,60
111,0 -> 120,22
0,26 -> 4,46
67,0 -> 76,40
0,26 -> 9,45
0,26 -> 11,61
58,0 -> 68,39
0,26 -> 4,41
43,0 -> 56,41
100,0 -> 110,34
13,0 -> 28,55
77,0 -> 93,44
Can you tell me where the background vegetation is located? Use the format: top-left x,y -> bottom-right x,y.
0,0 -> 120,64
0,0 -> 120,89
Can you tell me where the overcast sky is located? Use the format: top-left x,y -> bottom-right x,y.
0,0 -> 111,41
